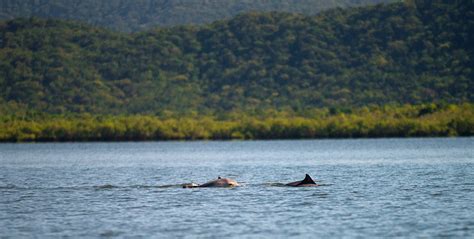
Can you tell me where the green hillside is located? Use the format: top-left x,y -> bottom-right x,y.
0,0 -> 393,32
0,0 -> 472,116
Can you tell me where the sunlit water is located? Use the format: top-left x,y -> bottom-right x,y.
1,138 -> 473,238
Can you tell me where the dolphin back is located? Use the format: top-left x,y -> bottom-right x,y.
286,174 -> 317,187
301,174 -> 316,185
199,178 -> 239,187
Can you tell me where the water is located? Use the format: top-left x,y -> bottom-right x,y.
1,138 -> 473,238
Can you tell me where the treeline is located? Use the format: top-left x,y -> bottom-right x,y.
0,0 -> 472,115
1,104 -> 472,142
0,0 -> 393,32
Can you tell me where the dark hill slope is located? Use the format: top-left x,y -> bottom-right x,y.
0,0 -> 393,32
0,0 -> 472,114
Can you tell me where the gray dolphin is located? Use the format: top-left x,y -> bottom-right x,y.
182,177 -> 239,188
285,174 -> 318,187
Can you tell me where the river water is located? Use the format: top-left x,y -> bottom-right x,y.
1,138 -> 473,238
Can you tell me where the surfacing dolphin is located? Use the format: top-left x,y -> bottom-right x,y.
286,174 -> 318,187
182,177 -> 239,188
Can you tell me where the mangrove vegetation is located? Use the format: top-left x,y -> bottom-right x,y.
1,103 -> 472,142
0,0 -> 472,141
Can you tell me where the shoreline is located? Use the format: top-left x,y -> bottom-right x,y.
1,135 -> 472,144
2,104 -> 472,142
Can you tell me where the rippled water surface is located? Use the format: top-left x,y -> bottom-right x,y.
1,138 -> 473,238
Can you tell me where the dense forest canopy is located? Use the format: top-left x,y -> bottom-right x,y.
0,0 -> 394,32
0,0 -> 472,116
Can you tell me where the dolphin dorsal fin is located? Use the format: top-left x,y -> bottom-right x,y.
301,174 -> 316,185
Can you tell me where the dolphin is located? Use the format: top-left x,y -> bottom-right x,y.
285,174 -> 318,187
182,177 -> 239,188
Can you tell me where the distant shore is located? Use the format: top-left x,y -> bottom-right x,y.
1,104 -> 472,142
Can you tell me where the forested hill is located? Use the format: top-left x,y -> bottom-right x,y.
0,0 -> 394,32
0,1 -> 472,115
